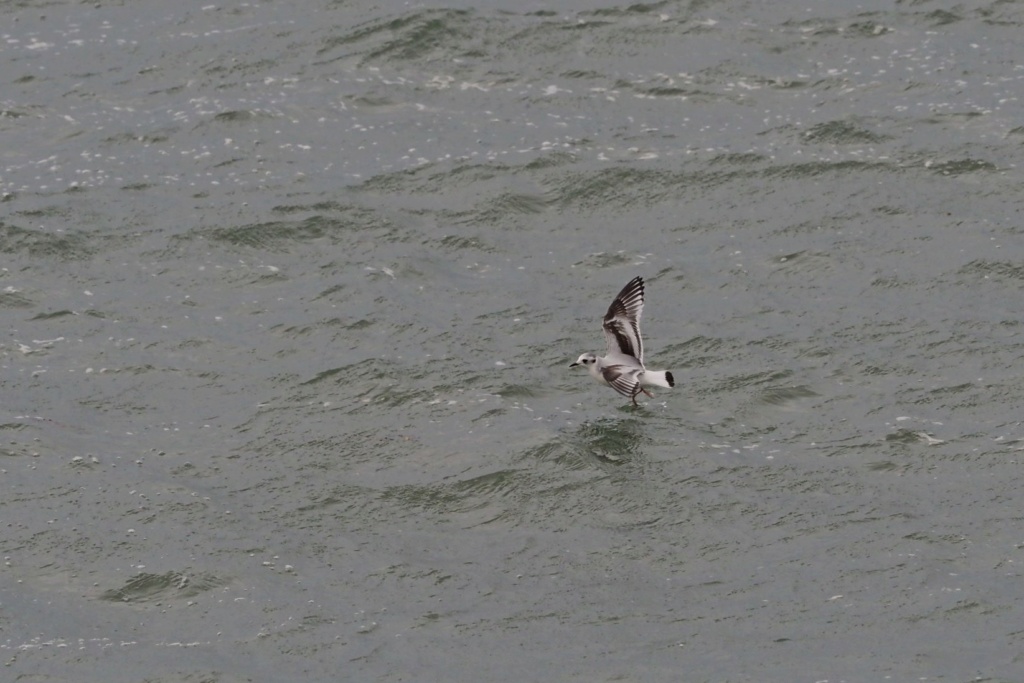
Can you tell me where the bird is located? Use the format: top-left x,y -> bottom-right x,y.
570,275 -> 674,405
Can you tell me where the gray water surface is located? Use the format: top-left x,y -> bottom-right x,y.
3,1 -> 1024,681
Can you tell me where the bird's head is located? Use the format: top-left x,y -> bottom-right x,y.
569,353 -> 597,368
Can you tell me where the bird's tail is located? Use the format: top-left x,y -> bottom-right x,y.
644,370 -> 674,388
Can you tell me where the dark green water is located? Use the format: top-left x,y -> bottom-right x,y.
3,1 -> 1024,680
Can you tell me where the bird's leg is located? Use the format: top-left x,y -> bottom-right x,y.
640,388 -> 654,398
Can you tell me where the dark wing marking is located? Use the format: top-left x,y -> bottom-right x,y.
602,276 -> 645,363
602,364 -> 640,399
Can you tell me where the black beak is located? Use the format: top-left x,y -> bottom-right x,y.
569,362 -> 579,368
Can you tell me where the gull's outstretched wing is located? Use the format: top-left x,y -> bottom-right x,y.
602,276 -> 645,364
601,364 -> 641,399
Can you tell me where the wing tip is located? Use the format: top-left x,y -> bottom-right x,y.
625,275 -> 644,296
